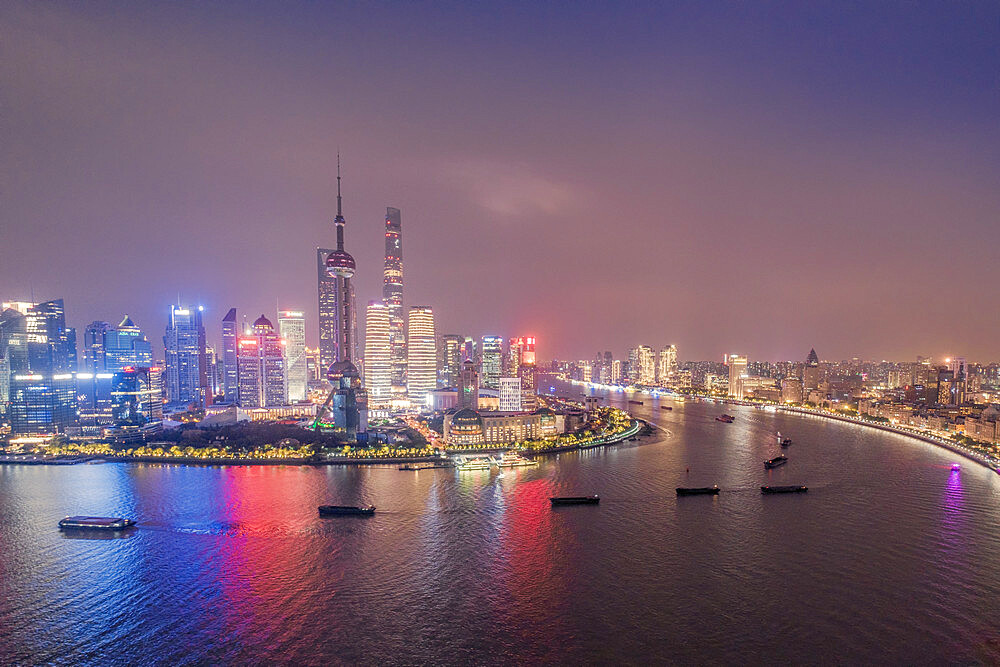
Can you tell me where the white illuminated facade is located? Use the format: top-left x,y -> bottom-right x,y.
498,376 -> 523,412
658,345 -> 677,384
406,306 -> 436,407
278,311 -> 307,402
363,302 -> 392,408
726,354 -> 748,399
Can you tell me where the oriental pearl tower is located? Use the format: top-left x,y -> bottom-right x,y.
325,155 -> 357,368
315,156 -> 367,438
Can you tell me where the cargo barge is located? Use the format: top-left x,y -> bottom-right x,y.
58,516 -> 135,531
550,495 -> 600,505
676,486 -> 720,496
318,505 -> 376,516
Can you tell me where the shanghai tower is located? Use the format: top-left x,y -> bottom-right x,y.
383,207 -> 406,396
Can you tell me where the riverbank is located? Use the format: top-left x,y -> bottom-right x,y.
778,406 -> 1000,471
0,419 -> 644,468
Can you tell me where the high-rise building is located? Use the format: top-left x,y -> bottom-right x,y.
383,207 -> 406,398
25,299 -> 78,373
3,299 -> 78,433
461,337 -> 477,363
458,359 -> 480,410
237,315 -> 286,408
104,315 -> 153,372
305,347 -> 321,382
611,359 -> 622,383
438,334 -> 464,388
725,354 -> 748,399
317,247 -> 338,373
363,302 -> 392,408
221,308 -> 239,403
278,310 -> 307,402
629,345 -> 655,385
803,348 -> 820,393
499,376 -> 523,412
406,306 -> 436,406
320,160 -> 358,370
83,321 -> 111,372
517,336 -> 538,411
507,338 -> 524,377
481,336 -> 503,389
657,345 -> 678,384
163,304 -> 209,407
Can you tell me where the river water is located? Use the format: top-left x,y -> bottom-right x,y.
3,379 -> 1000,665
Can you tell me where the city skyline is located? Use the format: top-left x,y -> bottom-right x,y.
3,3 -> 998,362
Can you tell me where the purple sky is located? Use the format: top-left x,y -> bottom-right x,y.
2,2 -> 998,363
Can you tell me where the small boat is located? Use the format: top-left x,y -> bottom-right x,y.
318,505 -> 375,516
777,432 -> 792,447
496,451 -> 538,468
716,415 -> 734,423
661,406 -> 673,411
764,455 -> 788,469
628,400 -> 643,405
550,495 -> 600,505
761,485 -> 808,494
676,486 -> 720,496
59,516 -> 135,531
951,463 -> 961,471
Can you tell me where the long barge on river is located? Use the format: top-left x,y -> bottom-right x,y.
59,516 -> 135,531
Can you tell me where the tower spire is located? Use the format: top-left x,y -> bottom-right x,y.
336,151 -> 343,218
334,151 -> 345,251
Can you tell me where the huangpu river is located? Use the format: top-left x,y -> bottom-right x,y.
4,379 -> 1000,665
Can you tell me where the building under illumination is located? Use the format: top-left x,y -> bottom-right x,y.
383,207 -> 406,399
480,336 -> 503,389
236,315 -> 286,408
657,345 -> 677,384
278,310 -> 307,402
725,354 -> 748,399
438,334 -> 463,388
498,376 -> 523,412
406,306 -> 436,407
221,308 -> 239,402
363,302 -> 392,408
163,304 -> 209,407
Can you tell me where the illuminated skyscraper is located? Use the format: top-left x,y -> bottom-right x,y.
507,337 -> 524,377
278,310 -> 307,402
406,306 -> 436,406
83,321 -> 111,372
480,336 -> 503,389
237,315 -> 286,408
221,308 -> 238,402
725,354 -> 748,399
383,207 -> 406,397
629,345 -> 655,385
104,315 -> 153,372
439,334 -> 463,388
657,345 -> 678,384
363,302 -> 392,408
4,299 -> 78,433
317,247 -> 338,372
163,304 -> 209,407
517,336 -> 538,411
